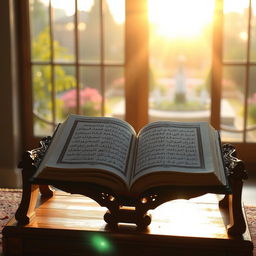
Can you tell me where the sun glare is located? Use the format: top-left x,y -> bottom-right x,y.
148,0 -> 214,39
224,0 -> 249,14
40,0 -> 249,36
41,0 -> 124,24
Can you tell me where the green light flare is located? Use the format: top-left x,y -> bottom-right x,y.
89,234 -> 114,254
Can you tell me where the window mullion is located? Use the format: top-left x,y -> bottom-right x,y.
125,0 -> 148,132
74,0 -> 80,114
19,0 -> 35,147
49,0 -> 56,127
211,0 -> 223,130
100,0 -> 105,116
244,0 -> 252,142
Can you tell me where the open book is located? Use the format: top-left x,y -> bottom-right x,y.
33,114 -> 228,196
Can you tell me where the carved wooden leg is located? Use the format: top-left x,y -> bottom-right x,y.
219,161 -> 247,236
15,184 -> 39,225
220,144 -> 248,236
15,137 -> 54,225
226,175 -> 246,236
15,180 -> 53,225
15,152 -> 39,225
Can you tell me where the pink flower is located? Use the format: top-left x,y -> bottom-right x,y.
248,93 -> 256,104
61,88 -> 102,109
61,89 -> 77,108
80,88 -> 102,105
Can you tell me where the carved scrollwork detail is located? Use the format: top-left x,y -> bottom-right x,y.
29,136 -> 52,169
140,194 -> 158,205
17,136 -> 52,178
150,194 -> 158,202
222,143 -> 248,181
100,192 -> 116,202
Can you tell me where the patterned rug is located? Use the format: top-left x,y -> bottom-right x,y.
245,205 -> 256,255
0,189 -> 22,255
0,190 -> 256,255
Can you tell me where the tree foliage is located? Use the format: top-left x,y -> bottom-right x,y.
32,27 -> 76,124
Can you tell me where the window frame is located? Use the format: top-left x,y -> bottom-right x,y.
18,0 -> 256,164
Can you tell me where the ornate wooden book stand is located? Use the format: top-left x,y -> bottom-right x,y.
15,137 -> 248,236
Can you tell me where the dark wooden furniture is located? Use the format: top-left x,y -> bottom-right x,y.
2,139 -> 253,255
2,192 -> 253,256
14,138 -> 248,235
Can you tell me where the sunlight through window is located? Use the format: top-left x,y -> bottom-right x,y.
148,0 -> 214,38
148,0 -> 215,125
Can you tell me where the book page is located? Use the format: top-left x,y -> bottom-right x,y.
37,115 -> 136,183
133,122 -> 206,179
57,118 -> 134,175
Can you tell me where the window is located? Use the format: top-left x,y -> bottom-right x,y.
19,0 -> 256,163
148,0 -> 214,124
221,0 -> 256,144
27,0 -> 125,138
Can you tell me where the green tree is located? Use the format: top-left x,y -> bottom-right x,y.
32,27 -> 76,128
30,0 -> 48,38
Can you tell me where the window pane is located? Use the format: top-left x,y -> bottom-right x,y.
79,66 -> 102,116
32,65 -> 53,136
52,0 -> 75,62
221,66 -> 245,142
246,66 -> 256,142
105,67 -> 125,119
55,65 -> 76,123
223,0 -> 249,62
78,0 -> 101,63
30,0 -> 50,62
103,0 -> 125,64
250,0 -> 256,61
148,0 -> 213,123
